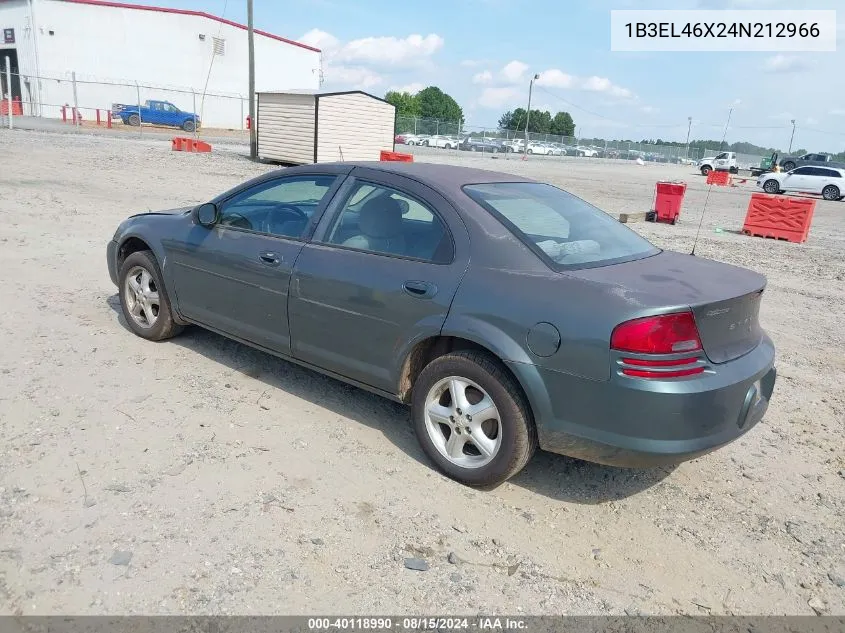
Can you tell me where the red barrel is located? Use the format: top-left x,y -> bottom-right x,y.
654,181 -> 687,224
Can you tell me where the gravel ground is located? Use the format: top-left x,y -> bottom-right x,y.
0,129 -> 843,617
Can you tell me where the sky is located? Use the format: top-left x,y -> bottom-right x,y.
137,0 -> 843,151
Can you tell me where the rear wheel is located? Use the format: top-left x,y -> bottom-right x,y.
118,250 -> 183,341
822,184 -> 840,201
412,350 -> 538,487
781,161 -> 796,171
527,149 -> 533,155
763,179 -> 780,194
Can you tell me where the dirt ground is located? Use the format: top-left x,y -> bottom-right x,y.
0,129 -> 843,617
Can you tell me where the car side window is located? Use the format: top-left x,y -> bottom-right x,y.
324,181 -> 453,263
820,168 -> 840,178
218,175 -> 338,239
791,167 -> 812,175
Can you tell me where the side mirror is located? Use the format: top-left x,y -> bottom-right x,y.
195,202 -> 218,226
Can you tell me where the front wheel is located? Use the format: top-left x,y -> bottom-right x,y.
118,250 -> 183,341
822,184 -> 840,201
127,114 -> 140,126
182,119 -> 196,132
700,165 -> 712,176
412,351 -> 538,487
763,179 -> 780,194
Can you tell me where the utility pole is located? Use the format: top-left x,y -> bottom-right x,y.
523,73 -> 539,157
685,116 -> 692,159
788,119 -> 796,153
247,0 -> 257,159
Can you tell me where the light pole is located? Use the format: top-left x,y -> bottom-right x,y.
523,73 -> 539,157
685,116 -> 692,159
248,0 -> 257,160
788,119 -> 796,153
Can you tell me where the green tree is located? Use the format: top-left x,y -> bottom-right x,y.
384,90 -> 421,118
550,111 -> 575,137
416,86 -> 464,124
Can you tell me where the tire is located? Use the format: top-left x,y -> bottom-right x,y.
763,179 -> 780,194
127,114 -> 141,126
182,119 -> 196,133
491,147 -> 498,154
527,149 -> 533,155
782,161 -> 796,172
700,165 -> 712,176
729,166 -> 739,174
822,185 -> 840,201
411,350 -> 538,487
118,250 -> 183,341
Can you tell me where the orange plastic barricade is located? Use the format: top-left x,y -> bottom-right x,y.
172,137 -> 212,153
651,181 -> 687,224
0,97 -> 22,116
380,150 -> 413,162
706,170 -> 732,186
741,193 -> 815,243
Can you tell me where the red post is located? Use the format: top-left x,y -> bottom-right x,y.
107,112 -> 112,129
61,105 -> 67,123
96,109 -> 101,125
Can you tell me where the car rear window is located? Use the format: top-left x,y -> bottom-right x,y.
463,182 -> 660,270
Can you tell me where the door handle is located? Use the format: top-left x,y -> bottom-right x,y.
258,251 -> 281,266
402,280 -> 437,299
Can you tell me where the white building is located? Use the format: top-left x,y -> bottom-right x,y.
0,0 -> 322,128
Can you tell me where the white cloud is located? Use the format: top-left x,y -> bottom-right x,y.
472,70 -> 493,84
299,28 -> 340,50
461,59 -> 483,67
299,28 -> 443,92
334,33 -> 444,67
806,117 -> 819,125
389,82 -> 424,94
830,108 -> 845,116
640,105 -> 658,114
327,65 -> 383,90
501,60 -> 529,83
478,87 -> 520,109
536,69 -> 575,89
763,54 -> 810,73
581,75 -> 632,98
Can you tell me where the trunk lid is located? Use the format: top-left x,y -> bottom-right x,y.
568,251 -> 766,364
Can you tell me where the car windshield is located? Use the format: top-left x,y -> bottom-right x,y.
463,182 -> 660,269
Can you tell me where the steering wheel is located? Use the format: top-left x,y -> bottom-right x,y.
221,212 -> 252,230
262,204 -> 308,234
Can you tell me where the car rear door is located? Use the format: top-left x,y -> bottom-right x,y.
165,171 -> 347,355
288,168 -> 471,393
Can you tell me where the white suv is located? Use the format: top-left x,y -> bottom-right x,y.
757,166 -> 845,200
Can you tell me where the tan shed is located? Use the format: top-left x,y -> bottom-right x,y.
256,90 -> 396,164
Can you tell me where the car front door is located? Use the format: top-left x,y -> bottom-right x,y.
288,169 -> 470,393
781,167 -> 814,192
165,172 -> 346,355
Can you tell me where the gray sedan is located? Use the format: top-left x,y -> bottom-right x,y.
106,163 -> 777,487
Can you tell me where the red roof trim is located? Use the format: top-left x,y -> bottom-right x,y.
60,0 -> 321,53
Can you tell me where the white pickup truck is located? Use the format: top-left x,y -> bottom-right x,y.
698,151 -> 738,176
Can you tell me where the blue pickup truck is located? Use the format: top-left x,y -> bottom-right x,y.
112,100 -> 200,132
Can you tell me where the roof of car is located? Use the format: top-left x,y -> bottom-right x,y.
317,161 -> 537,190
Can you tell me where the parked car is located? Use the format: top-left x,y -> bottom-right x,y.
460,137 -> 502,153
112,100 -> 200,132
757,166 -> 845,200
402,134 -> 426,146
575,146 -> 598,157
526,141 -> 553,155
501,139 -> 524,153
425,135 -> 459,149
777,152 -> 845,172
106,162 -> 777,487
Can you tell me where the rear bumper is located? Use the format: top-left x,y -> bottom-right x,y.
509,336 -> 777,467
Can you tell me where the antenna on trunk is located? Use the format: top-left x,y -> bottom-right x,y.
690,106 -> 733,257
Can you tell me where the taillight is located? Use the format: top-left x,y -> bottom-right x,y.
611,311 -> 705,379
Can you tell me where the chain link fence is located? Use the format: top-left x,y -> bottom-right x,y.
1,71 -> 250,139
395,114 -> 770,168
